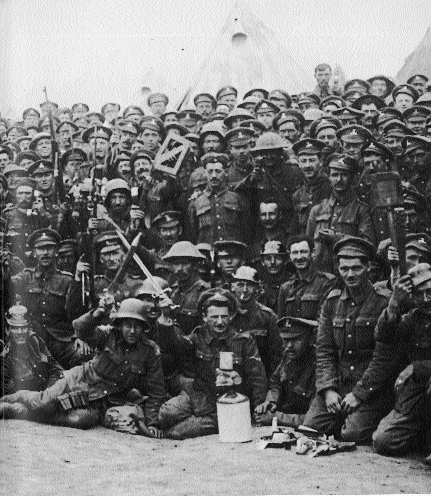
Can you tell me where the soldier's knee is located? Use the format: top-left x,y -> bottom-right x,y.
341,424 -> 368,443
0,402 -> 29,419
158,393 -> 191,428
372,428 -> 401,456
158,402 -> 181,427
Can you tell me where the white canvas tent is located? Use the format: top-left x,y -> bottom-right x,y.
181,0 -> 313,107
396,27 -> 431,84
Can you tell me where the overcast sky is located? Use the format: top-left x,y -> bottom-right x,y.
1,0 -> 430,117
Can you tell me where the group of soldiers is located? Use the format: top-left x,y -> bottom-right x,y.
0,64 -> 431,461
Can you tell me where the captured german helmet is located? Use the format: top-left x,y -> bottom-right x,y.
135,277 -> 171,298
114,298 -> 149,324
6,301 -> 29,327
261,240 -> 287,256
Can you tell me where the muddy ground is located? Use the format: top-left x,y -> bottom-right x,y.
1,420 -> 430,495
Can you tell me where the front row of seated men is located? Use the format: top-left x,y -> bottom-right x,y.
1,235 -> 430,462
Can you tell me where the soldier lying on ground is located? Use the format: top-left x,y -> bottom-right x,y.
0,297 -> 167,437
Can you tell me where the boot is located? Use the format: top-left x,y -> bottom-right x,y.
0,402 -> 29,419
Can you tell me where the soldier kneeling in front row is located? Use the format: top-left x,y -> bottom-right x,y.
254,317 -> 316,428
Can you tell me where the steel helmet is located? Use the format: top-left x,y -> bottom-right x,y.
232,266 -> 260,284
114,298 -> 149,325
198,122 -> 226,144
135,277 -> 171,298
163,241 -> 206,261
250,132 -> 285,153
104,178 -> 131,207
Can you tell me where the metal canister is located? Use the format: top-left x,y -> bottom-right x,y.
216,391 -> 252,443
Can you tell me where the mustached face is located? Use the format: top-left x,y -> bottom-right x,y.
289,241 -> 311,271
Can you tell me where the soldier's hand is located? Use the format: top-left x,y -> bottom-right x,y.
156,293 -> 174,325
324,388 -> 342,414
317,229 -> 335,243
189,190 -> 204,201
395,364 -> 414,391
130,413 -> 164,438
341,392 -> 362,414
377,238 -> 391,257
32,197 -> 44,212
93,292 -> 115,317
130,206 -> 145,220
387,245 -> 399,267
88,217 -> 102,231
74,338 -> 92,357
147,426 -> 163,438
75,260 -> 90,281
391,275 -> 412,306
254,411 -> 276,426
254,401 -> 276,415
250,163 -> 263,182
0,249 -> 10,268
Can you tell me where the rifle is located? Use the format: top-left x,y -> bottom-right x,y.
79,185 -> 101,309
43,86 -> 65,204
